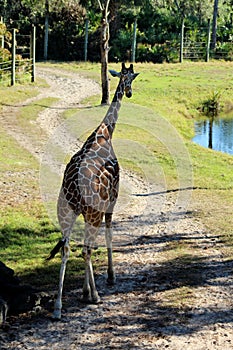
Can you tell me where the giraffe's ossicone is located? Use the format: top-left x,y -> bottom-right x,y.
47,63 -> 139,319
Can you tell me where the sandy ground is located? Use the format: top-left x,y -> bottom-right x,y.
0,66 -> 232,349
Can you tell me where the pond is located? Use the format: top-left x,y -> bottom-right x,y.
193,115 -> 233,156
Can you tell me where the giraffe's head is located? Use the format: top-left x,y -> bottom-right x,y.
109,63 -> 139,98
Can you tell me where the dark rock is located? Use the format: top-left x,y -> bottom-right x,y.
0,261 -> 39,325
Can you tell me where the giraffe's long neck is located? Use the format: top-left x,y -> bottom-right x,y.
102,81 -> 124,137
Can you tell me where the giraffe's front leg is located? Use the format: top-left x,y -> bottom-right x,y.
105,213 -> 115,285
82,246 -> 100,303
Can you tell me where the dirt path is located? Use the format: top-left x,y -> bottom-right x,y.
0,67 -> 232,349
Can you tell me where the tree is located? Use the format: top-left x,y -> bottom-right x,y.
44,0 -> 49,60
79,0 -> 111,103
211,0 -> 218,49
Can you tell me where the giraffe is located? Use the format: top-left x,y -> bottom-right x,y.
47,63 -> 139,319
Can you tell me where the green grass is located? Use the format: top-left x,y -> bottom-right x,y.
16,97 -> 59,140
0,204 -> 106,290
18,97 -> 58,122
0,126 -> 36,171
0,60 -> 233,297
0,78 -> 47,108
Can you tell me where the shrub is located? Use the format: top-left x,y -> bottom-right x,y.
136,42 -> 179,63
0,47 -> 11,62
109,29 -> 132,62
200,91 -> 222,117
213,41 -> 233,61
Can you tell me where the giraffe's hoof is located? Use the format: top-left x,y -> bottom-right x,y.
92,294 -> 101,304
107,275 -> 116,286
81,295 -> 92,304
52,309 -> 61,320
81,294 -> 101,304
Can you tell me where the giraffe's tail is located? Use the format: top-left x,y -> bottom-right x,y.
46,239 -> 66,261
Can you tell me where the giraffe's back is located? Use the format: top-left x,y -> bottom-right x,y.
61,123 -> 119,216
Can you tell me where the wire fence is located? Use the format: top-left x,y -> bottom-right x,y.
0,60 -> 11,85
181,23 -> 233,62
182,40 -> 233,61
0,27 -> 36,86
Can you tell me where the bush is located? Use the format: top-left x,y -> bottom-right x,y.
213,41 -> 233,61
200,91 -> 222,117
0,47 -> 11,62
136,42 -> 179,63
109,29 -> 132,62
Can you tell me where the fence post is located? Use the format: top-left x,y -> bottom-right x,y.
31,25 -> 36,82
84,18 -> 88,62
11,28 -> 16,86
0,16 -> 4,48
180,18 -> 184,63
206,19 -> 211,62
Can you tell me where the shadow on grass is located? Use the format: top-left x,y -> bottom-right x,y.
0,222 -> 106,293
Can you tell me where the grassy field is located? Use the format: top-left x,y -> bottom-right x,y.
0,61 -> 233,292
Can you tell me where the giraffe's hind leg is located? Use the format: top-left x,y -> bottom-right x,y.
82,245 -> 101,303
52,193 -> 78,319
52,237 -> 70,320
82,214 -> 103,303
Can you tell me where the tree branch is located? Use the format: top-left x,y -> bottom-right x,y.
97,0 -> 103,11
98,0 -> 110,15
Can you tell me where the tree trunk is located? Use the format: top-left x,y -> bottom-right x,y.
44,0 -> 49,60
100,1 -> 110,105
211,0 -> 218,50
84,18 -> 88,61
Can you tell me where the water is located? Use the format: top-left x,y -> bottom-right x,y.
193,116 -> 233,155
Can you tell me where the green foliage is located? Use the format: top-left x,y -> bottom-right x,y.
214,41 -> 233,61
109,29 -> 133,62
136,42 -> 179,63
0,47 -> 11,62
200,90 -> 222,117
0,21 -> 11,48
0,22 -> 6,36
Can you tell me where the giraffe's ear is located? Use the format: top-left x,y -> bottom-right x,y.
133,73 -> 140,80
109,69 -> 121,78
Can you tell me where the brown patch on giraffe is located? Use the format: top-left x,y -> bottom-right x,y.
83,206 -> 103,227
82,166 -> 93,180
94,168 -> 112,201
96,123 -> 110,142
87,164 -> 97,175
